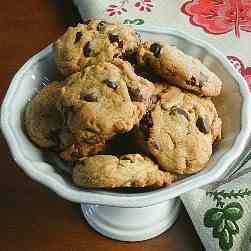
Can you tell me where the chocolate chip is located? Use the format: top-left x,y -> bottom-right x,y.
134,65 -> 163,82
97,21 -> 107,31
169,106 -> 189,120
118,40 -> 124,48
196,116 -> 210,134
150,43 -> 162,57
83,41 -> 91,57
75,32 -> 82,43
119,50 -> 137,65
185,159 -> 192,168
169,106 -> 176,115
186,76 -> 197,86
81,92 -> 98,102
140,112 -> 153,140
104,79 -> 118,90
109,33 -> 120,43
128,87 -> 143,102
199,72 -> 208,88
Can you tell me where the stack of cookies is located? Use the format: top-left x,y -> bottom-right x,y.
24,20 -> 222,189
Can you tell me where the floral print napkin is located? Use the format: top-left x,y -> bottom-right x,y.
181,147 -> 251,251
74,0 -> 251,88
73,1 -> 251,250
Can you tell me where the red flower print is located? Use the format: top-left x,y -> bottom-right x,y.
106,0 -> 154,16
228,55 -> 251,91
181,0 -> 251,38
135,0 -> 154,12
106,0 -> 128,16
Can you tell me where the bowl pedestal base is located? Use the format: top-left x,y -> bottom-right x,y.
81,198 -> 181,241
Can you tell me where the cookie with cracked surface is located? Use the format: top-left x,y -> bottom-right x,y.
135,86 -> 222,174
72,154 -> 176,188
24,82 -> 105,159
54,20 -> 140,76
137,41 -> 222,97
58,60 -> 155,144
24,82 -> 65,148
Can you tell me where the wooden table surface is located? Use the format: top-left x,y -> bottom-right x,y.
0,1 -> 204,250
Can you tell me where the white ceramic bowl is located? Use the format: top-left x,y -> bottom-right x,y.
1,28 -> 251,208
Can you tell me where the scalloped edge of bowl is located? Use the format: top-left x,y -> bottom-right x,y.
1,27 -> 251,207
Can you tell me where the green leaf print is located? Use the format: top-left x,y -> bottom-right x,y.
223,202 -> 243,221
219,228 -> 233,251
123,18 -> 144,25
225,220 -> 239,234
205,187 -> 251,250
204,208 -> 223,227
213,219 -> 225,238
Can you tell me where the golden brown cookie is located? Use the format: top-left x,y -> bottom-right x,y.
137,41 -> 222,97
24,83 -> 64,148
135,86 -> 222,174
54,20 -> 140,76
25,82 -> 106,159
58,59 -> 155,145
72,154 -> 176,188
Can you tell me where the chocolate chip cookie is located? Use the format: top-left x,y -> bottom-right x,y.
72,154 -> 176,188
24,82 -> 64,148
54,20 -> 140,76
58,59 -> 155,145
24,82 -> 105,160
137,41 -> 222,97
135,86 -> 222,174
